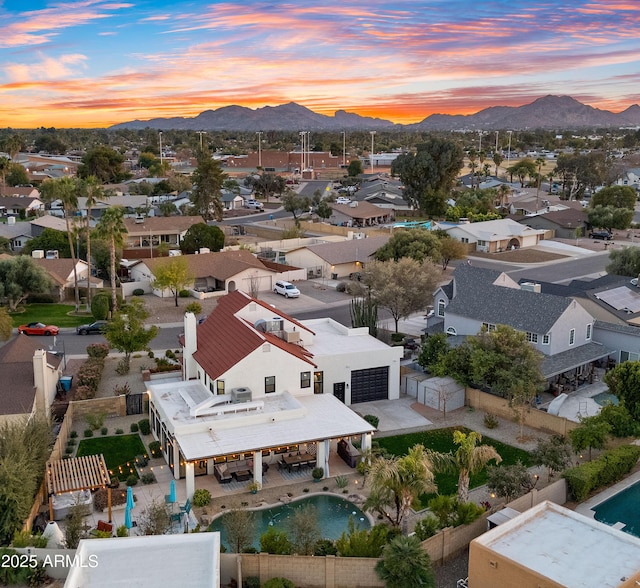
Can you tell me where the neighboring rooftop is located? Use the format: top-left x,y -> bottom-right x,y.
303,236 -> 389,265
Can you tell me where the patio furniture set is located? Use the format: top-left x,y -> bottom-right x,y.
277,451 -> 316,472
214,459 -> 269,484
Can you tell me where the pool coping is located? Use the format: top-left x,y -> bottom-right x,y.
575,469 -> 640,520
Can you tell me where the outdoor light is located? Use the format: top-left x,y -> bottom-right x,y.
490,493 -> 496,498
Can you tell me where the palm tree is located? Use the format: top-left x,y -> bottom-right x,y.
496,184 -> 512,209
493,152 -> 503,177
535,157 -> 546,211
80,176 -> 106,311
376,535 -> 435,588
0,157 -> 10,192
364,444 -> 436,528
95,206 -> 126,313
434,430 -> 502,503
40,177 -> 81,312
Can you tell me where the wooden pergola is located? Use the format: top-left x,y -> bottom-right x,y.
46,454 -> 112,522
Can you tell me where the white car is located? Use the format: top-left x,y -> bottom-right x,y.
244,199 -> 264,210
273,280 -> 300,298
336,197 -> 351,204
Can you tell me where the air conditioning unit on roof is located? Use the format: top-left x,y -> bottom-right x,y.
231,387 -> 252,403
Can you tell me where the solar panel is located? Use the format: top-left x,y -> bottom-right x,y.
596,287 -> 640,313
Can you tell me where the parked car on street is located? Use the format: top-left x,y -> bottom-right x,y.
76,320 -> 108,335
273,280 -> 300,298
244,199 -> 264,210
18,322 -> 59,336
589,230 -> 613,240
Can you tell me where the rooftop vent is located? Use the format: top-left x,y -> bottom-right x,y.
231,387 -> 252,403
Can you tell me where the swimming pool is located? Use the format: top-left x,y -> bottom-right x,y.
209,493 -> 371,551
593,480 -> 640,537
592,392 -> 619,407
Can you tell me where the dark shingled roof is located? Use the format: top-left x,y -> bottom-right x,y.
446,264 -> 572,334
540,341 -> 614,378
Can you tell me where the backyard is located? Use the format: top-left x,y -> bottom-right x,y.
76,434 -> 148,481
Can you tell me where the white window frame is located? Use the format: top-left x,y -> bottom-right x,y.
542,334 -> 550,345
446,326 -> 457,335
586,323 -> 592,340
437,298 -> 446,317
569,328 -> 575,346
526,332 -> 538,343
482,322 -> 496,332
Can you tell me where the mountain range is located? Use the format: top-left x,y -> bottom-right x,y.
109,95 -> 640,132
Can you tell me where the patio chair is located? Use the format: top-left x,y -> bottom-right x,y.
180,499 -> 192,517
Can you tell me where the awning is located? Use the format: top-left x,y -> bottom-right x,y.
540,342 -> 614,379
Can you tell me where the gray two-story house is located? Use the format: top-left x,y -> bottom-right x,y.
430,265 -> 613,386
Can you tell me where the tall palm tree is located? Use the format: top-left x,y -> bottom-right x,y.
493,152 -> 503,177
0,157 -> 10,192
435,430 -> 502,503
95,206 -> 126,313
40,176 -> 81,312
496,184 -> 511,209
535,157 -> 546,211
79,176 -> 106,311
364,444 -> 436,528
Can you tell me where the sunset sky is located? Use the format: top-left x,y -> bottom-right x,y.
2,0 -> 640,128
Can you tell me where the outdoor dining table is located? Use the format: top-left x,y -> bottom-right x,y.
282,452 -> 315,471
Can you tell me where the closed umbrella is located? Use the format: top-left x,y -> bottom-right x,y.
126,486 -> 135,510
124,505 -> 132,530
169,479 -> 177,504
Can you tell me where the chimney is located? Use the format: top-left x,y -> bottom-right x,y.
32,349 -> 51,422
183,312 -> 198,380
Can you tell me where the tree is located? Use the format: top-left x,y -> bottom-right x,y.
375,535 -> 435,588
391,139 -> 464,215
604,361 -> 640,420
39,176 -> 81,311
282,190 -> 311,223
587,205 -> 633,232
507,158 -> 537,188
607,247 -> 640,277
335,521 -> 393,558
486,462 -> 536,502
437,236 -> 467,270
223,508 -> 256,553
179,223 -> 224,254
364,258 -> 442,333
79,176 -> 107,310
0,308 -> 11,342
434,430 -> 502,503
22,228 -> 71,258
0,157 -> 9,190
77,145 -> 128,183
104,298 -> 159,374
152,257 -> 194,306
493,152 -> 503,176
259,527 -> 292,555
244,172 -> 286,202
158,201 -> 177,217
532,436 -> 572,482
374,229 -> 442,263
137,498 -> 171,536
569,416 -> 611,461
315,199 -> 332,221
0,256 -> 53,311
417,332 -> 449,372
347,159 -> 363,177
555,152 -> 609,199
591,185 -> 636,210
95,206 -> 127,313
287,504 -> 321,555
364,444 -> 436,528
191,148 -> 225,221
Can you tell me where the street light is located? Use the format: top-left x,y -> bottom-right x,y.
256,131 -> 263,168
495,131 -> 499,153
306,131 -> 311,169
507,131 -> 513,169
370,131 -> 376,173
159,131 -> 163,165
299,131 -> 305,171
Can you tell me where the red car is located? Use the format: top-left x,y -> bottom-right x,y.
18,322 -> 60,336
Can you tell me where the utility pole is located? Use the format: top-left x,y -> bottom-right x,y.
370,131 -> 376,173
197,131 -> 206,150
342,131 -> 346,168
256,131 -> 263,168
159,131 -> 163,165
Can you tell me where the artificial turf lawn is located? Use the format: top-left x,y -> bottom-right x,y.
76,434 -> 147,480
11,303 -> 92,328
375,427 -> 532,506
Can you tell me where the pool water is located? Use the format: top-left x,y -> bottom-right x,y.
209,494 -> 371,551
593,481 -> 640,537
592,392 -> 619,407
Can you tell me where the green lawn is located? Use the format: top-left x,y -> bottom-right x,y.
10,303 -> 92,328
375,427 -> 532,506
76,434 -> 147,480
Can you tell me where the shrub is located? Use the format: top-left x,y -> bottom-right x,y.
335,282 -> 347,292
85,413 -> 105,430
132,288 -> 145,296
74,384 -> 96,401
314,538 -> 338,556
303,488 -> 309,493
101,427 -> 108,436
69,430 -> 78,438
263,579 -> 295,588
148,351 -> 155,358
414,514 -> 440,540
363,414 -> 379,428
346,281 -> 365,296
114,382 -> 131,397
312,467 -> 324,480
141,473 -> 156,485
65,446 -> 73,455
116,358 -> 130,375
244,577 -> 261,588
84,429 -> 93,438
67,438 -> 76,446
126,475 -> 138,487
91,292 -> 110,320
138,419 -> 151,435
335,475 -> 348,489
115,428 -> 124,435
192,489 -> 212,507
130,422 -> 139,433
178,289 -> 190,298
597,404 -> 639,438
135,454 -> 148,467
11,530 -> 48,548
260,528 -> 292,555
116,525 -> 128,537
165,349 -> 176,359
149,441 -> 162,458
86,343 -> 109,359
185,302 -> 202,315
484,413 -> 499,429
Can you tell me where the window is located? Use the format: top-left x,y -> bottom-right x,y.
482,322 -> 496,332
478,240 -> 487,246
216,380 -> 225,396
569,329 -> 575,346
437,299 -> 446,317
460,237 -> 469,243
265,376 -> 276,394
621,351 -> 640,363
526,332 -> 538,343
300,372 -> 311,388
542,334 -> 550,345
314,371 -> 323,394
586,323 -> 592,340
446,326 -> 457,335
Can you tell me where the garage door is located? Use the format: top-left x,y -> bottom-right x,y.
351,367 -> 389,403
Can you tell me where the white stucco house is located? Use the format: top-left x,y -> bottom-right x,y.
145,290 -> 402,496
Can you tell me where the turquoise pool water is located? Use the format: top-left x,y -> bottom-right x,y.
593,481 -> 640,537
209,494 -> 371,551
592,392 -> 619,407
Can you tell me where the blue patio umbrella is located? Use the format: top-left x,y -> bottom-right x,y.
169,479 -> 177,504
126,486 -> 135,510
124,505 -> 132,530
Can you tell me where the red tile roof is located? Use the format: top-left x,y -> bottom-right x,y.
192,290 -> 315,380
